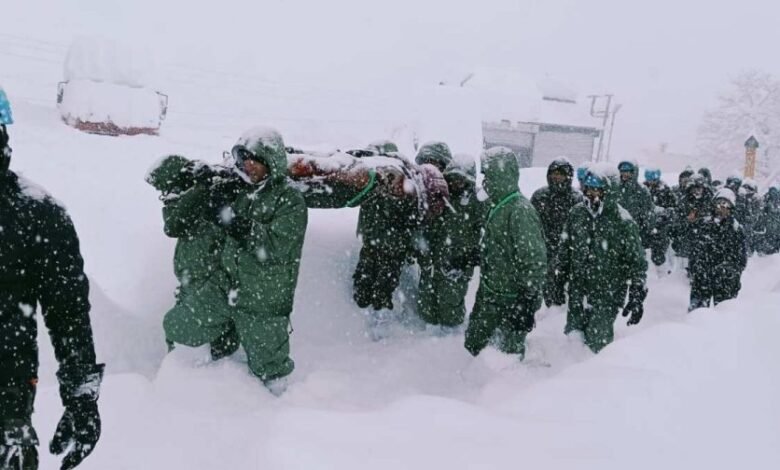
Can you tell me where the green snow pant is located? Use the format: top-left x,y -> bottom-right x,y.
417,263 -> 472,327
353,244 -> 407,311
565,291 -> 621,353
163,281 -> 294,382
464,286 -> 534,357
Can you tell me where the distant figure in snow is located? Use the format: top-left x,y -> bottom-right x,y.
153,128 -> 307,396
464,147 -> 546,360
0,87 -> 104,469
671,167 -> 694,204
616,160 -> 654,251
670,174 -> 713,262
735,179 -> 762,255
756,185 -> 780,255
557,167 -> 647,353
531,158 -> 583,307
643,167 -> 677,266
688,188 -> 747,311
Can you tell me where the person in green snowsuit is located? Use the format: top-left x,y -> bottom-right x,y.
557,168 -> 647,353
757,186 -> 780,254
415,142 -> 484,329
464,147 -> 546,359
617,160 -> 654,249
147,155 -> 240,359
351,142 -> 421,312
162,127 -> 307,391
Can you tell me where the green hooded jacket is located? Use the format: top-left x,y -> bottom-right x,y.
617,161 -> 654,245
421,161 -> 484,271
147,155 -> 229,288
479,147 -> 547,299
559,171 -> 647,306
221,129 -> 308,315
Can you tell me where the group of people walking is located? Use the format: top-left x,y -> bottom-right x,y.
2,81 -> 779,466
149,125 -> 780,393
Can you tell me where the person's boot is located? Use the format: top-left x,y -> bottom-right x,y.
263,376 -> 288,397
210,324 -> 240,361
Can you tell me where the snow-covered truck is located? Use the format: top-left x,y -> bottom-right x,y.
57,37 -> 168,136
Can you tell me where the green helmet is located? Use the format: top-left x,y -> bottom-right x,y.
146,155 -> 195,194
367,140 -> 399,156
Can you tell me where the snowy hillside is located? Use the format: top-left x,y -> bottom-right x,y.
2,4 -> 780,470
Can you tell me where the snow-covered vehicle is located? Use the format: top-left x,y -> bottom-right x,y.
56,37 -> 168,136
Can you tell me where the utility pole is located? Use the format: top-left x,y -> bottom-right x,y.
588,94 -> 613,162
744,135 -> 759,178
605,103 -> 622,162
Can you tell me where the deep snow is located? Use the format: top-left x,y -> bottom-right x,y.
1,11 -> 779,470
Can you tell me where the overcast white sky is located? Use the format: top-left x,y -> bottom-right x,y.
8,0 -> 780,157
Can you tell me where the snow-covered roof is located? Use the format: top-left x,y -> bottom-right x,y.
64,36 -> 157,88
461,67 -> 600,129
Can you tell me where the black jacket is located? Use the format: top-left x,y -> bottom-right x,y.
689,213 -> 747,281
0,170 -> 98,386
531,184 -> 583,253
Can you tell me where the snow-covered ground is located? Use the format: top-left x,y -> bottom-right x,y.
2,6 -> 780,469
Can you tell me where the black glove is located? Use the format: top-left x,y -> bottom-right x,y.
50,400 -> 101,470
507,290 -> 541,333
50,365 -> 104,470
621,283 -> 647,326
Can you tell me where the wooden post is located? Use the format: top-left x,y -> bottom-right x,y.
744,135 -> 759,178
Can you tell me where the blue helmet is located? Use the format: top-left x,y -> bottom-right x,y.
644,168 -> 661,182
0,87 -> 13,125
583,171 -> 606,189
576,166 -> 588,182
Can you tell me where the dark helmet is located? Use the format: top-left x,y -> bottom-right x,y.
725,175 -> 742,191
678,166 -> 694,185
697,167 -> 712,185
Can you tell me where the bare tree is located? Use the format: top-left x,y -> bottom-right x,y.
697,70 -> 780,182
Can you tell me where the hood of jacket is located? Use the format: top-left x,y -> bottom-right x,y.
481,146 -> 520,204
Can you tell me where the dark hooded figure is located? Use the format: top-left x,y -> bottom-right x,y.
735,179 -> 762,255
672,167 -> 694,203
415,143 -> 484,331
616,160 -> 654,249
697,167 -> 713,188
643,168 -> 676,266
531,158 -> 583,306
0,89 -> 104,470
688,188 -> 747,311
670,174 -> 713,259
756,186 -> 780,254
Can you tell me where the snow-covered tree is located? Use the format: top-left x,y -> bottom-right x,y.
697,70 -> 780,182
